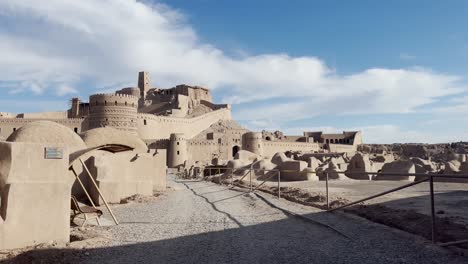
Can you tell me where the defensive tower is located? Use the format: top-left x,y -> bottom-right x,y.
88,93 -> 139,134
168,133 -> 188,168
242,132 -> 263,156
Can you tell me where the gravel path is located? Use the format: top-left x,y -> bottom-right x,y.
6,176 -> 467,264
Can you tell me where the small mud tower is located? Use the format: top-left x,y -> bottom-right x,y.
69,97 -> 80,118
138,71 -> 150,103
242,132 -> 263,156
168,133 -> 188,168
88,93 -> 139,135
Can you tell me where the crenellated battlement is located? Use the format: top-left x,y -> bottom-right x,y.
89,93 -> 139,107
91,92 -> 140,99
88,93 -> 139,134
0,117 -> 84,124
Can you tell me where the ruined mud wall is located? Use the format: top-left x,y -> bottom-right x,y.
199,100 -> 230,110
263,141 -> 320,158
329,143 -> 357,153
359,142 -> 468,162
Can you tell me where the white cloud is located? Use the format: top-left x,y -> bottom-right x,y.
5,80 -> 44,95
0,99 -> 68,113
56,84 -> 78,96
432,95 -> 468,115
0,0 -> 467,144
0,0 -> 466,111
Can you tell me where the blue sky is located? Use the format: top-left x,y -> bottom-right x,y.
0,0 -> 467,143
167,0 -> 468,73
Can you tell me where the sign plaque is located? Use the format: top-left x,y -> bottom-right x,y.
44,147 -> 63,159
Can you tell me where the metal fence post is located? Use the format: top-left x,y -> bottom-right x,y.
79,158 -> 119,225
278,170 -> 281,199
231,168 -> 234,186
326,171 -> 330,210
430,175 -> 436,244
250,169 -> 253,192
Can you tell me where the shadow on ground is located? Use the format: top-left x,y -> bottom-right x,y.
3,182 -> 468,264
345,190 -> 468,249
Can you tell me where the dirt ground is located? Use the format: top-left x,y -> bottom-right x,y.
225,176 -> 468,249
3,177 -> 468,263
260,179 -> 468,223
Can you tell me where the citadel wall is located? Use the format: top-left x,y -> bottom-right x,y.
186,123 -> 244,163
0,107 -> 230,143
137,108 -> 232,140
17,111 -> 68,119
187,138 -> 242,162
0,118 -> 85,139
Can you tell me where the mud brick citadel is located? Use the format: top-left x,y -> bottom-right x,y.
2,71 -> 468,253
0,71 -> 362,168
0,71 -> 362,250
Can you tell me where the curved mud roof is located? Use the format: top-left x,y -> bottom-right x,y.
80,127 -> 147,153
69,144 -> 135,167
6,120 -> 86,153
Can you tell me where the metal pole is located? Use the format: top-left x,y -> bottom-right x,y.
250,169 -> 253,191
328,177 -> 429,212
277,171 -> 281,199
438,239 -> 468,247
70,166 -> 97,209
252,171 -> 277,191
79,158 -> 119,225
326,171 -> 329,210
231,168 -> 234,187
430,175 -> 436,244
